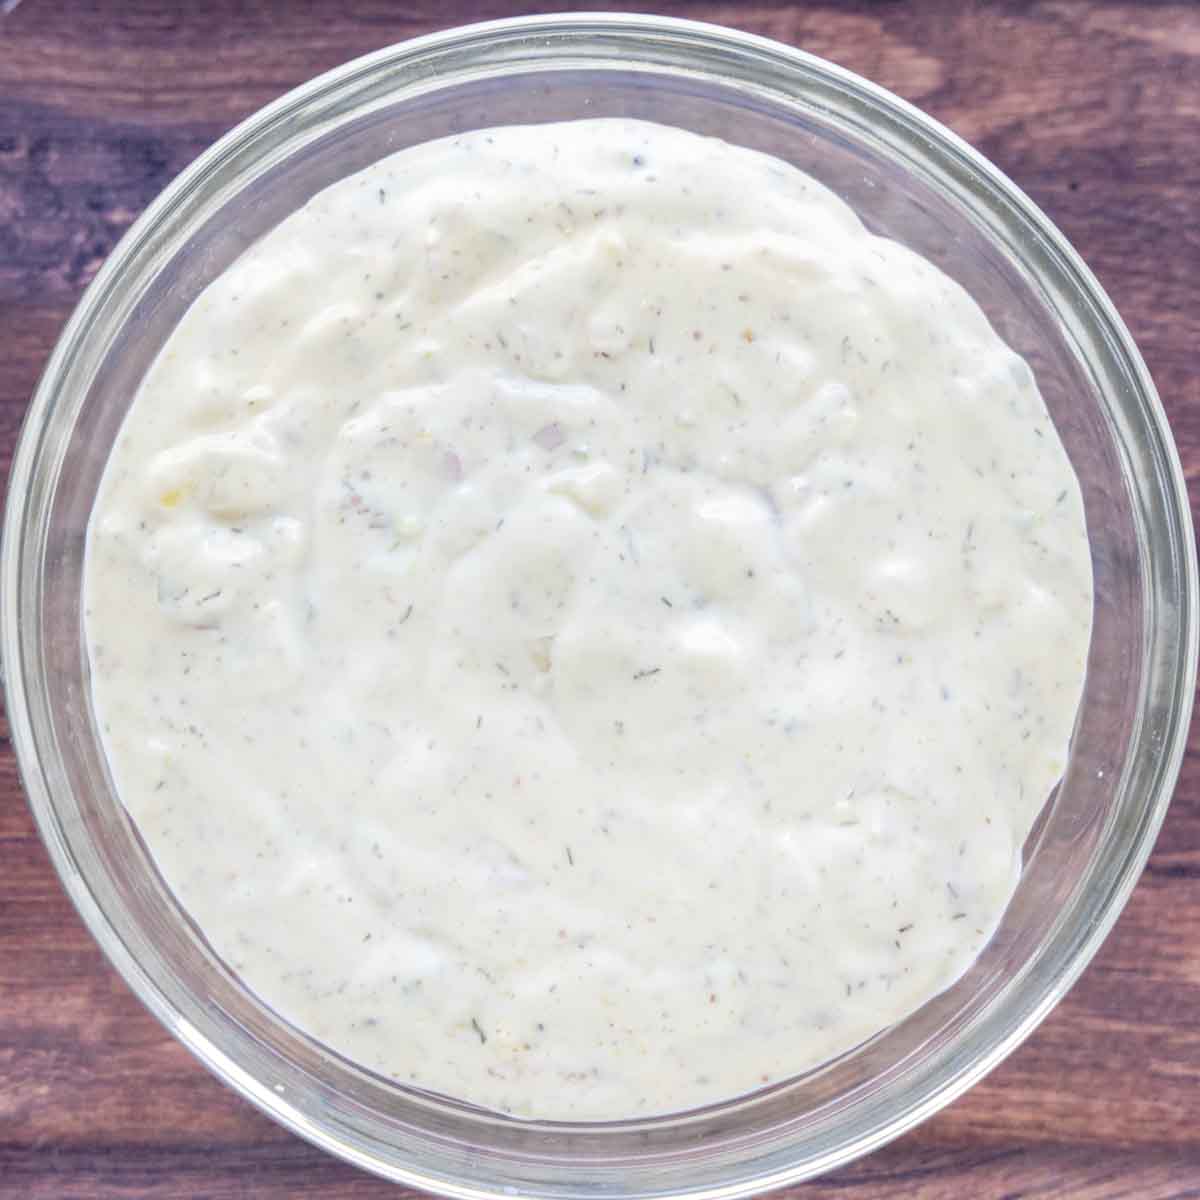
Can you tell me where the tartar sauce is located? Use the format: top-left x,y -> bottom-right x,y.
85,119 -> 1093,1120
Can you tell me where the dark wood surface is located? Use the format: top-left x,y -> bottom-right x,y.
2,2 -> 1199,1196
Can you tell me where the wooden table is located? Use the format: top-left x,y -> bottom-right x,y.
2,2 -> 1198,1196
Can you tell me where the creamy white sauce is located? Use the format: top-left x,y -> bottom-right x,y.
85,119 -> 1093,1120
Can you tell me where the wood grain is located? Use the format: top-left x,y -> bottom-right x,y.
2,1 -> 1199,1196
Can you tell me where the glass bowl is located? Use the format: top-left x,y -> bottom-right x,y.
3,14 -> 1195,1197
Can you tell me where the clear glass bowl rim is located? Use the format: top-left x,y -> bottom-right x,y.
3,12 -> 1196,1197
